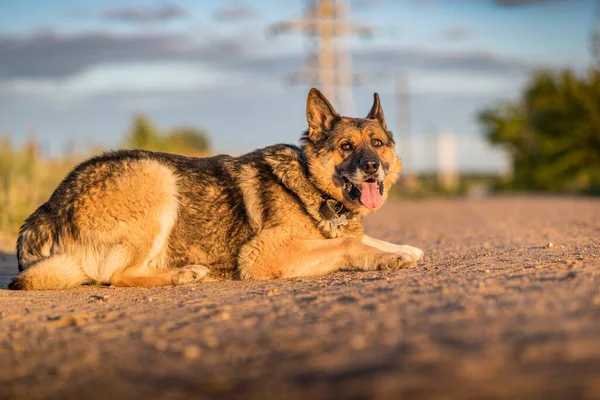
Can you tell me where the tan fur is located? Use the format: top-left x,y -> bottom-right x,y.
73,159 -> 179,284
238,164 -> 264,234
240,236 -> 415,280
9,254 -> 90,290
11,159 -> 182,290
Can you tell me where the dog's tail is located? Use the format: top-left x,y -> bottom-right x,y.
11,209 -> 89,290
8,254 -> 88,290
16,207 -> 57,271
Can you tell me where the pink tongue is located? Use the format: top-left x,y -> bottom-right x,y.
359,182 -> 382,209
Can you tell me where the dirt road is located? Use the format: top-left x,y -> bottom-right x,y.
1,197 -> 599,400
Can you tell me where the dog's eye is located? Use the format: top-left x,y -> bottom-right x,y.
371,139 -> 383,147
340,142 -> 353,152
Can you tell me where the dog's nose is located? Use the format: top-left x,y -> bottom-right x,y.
360,158 -> 380,174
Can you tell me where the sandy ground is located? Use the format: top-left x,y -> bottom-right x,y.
1,196 -> 599,400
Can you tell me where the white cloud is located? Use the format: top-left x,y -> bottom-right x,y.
2,61 -> 245,102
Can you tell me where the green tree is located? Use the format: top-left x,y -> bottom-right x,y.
123,115 -> 211,156
479,69 -> 600,192
124,114 -> 161,150
166,127 -> 211,155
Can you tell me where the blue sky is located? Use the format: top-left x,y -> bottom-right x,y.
0,0 -> 596,171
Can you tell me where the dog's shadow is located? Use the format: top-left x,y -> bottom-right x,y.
0,251 -> 17,290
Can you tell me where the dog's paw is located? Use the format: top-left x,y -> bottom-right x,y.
172,265 -> 210,285
395,245 -> 424,262
375,252 -> 417,270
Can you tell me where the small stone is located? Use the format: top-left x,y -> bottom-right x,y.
154,339 -> 168,351
564,271 -> 577,280
205,336 -> 219,348
82,325 -> 101,334
545,242 -> 555,248
350,335 -> 367,350
89,295 -> 109,302
220,312 -> 231,321
47,314 -> 88,327
183,345 -> 202,360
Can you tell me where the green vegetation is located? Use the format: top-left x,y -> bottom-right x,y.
124,114 -> 210,156
479,69 -> 600,193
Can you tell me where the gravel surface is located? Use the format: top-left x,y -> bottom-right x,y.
1,196 -> 599,400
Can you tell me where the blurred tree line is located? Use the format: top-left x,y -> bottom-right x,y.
480,69 -> 600,193
124,114 -> 211,156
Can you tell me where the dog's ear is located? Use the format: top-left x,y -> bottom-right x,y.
306,88 -> 339,141
366,92 -> 387,131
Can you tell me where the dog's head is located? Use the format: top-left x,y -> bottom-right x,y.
302,88 -> 402,213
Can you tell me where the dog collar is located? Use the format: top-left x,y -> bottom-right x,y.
319,199 -> 357,229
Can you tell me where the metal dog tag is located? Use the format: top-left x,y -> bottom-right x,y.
329,214 -> 348,229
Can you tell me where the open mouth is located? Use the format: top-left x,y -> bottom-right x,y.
343,177 -> 384,209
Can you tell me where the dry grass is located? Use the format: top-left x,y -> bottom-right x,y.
0,139 -> 81,250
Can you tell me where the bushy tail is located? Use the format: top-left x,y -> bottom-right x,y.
11,210 -> 89,290
9,254 -> 89,290
16,210 -> 57,271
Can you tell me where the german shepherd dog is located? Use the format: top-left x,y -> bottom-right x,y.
10,89 -> 424,290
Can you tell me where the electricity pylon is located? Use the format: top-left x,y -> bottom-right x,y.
593,0 -> 600,65
268,0 -> 373,115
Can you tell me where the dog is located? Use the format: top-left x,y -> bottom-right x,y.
9,88 -> 424,290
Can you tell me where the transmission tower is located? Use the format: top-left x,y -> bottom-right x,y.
594,0 -> 600,65
268,0 -> 373,114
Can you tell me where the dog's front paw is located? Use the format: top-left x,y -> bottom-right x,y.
374,252 -> 417,271
172,265 -> 210,285
393,245 -> 424,262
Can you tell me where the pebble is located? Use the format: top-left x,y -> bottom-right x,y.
205,336 -> 219,348
183,345 -> 202,360
89,295 -> 109,302
350,335 -> 367,350
564,271 -> 577,280
545,242 -> 555,248
220,312 -> 231,321
154,339 -> 168,351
